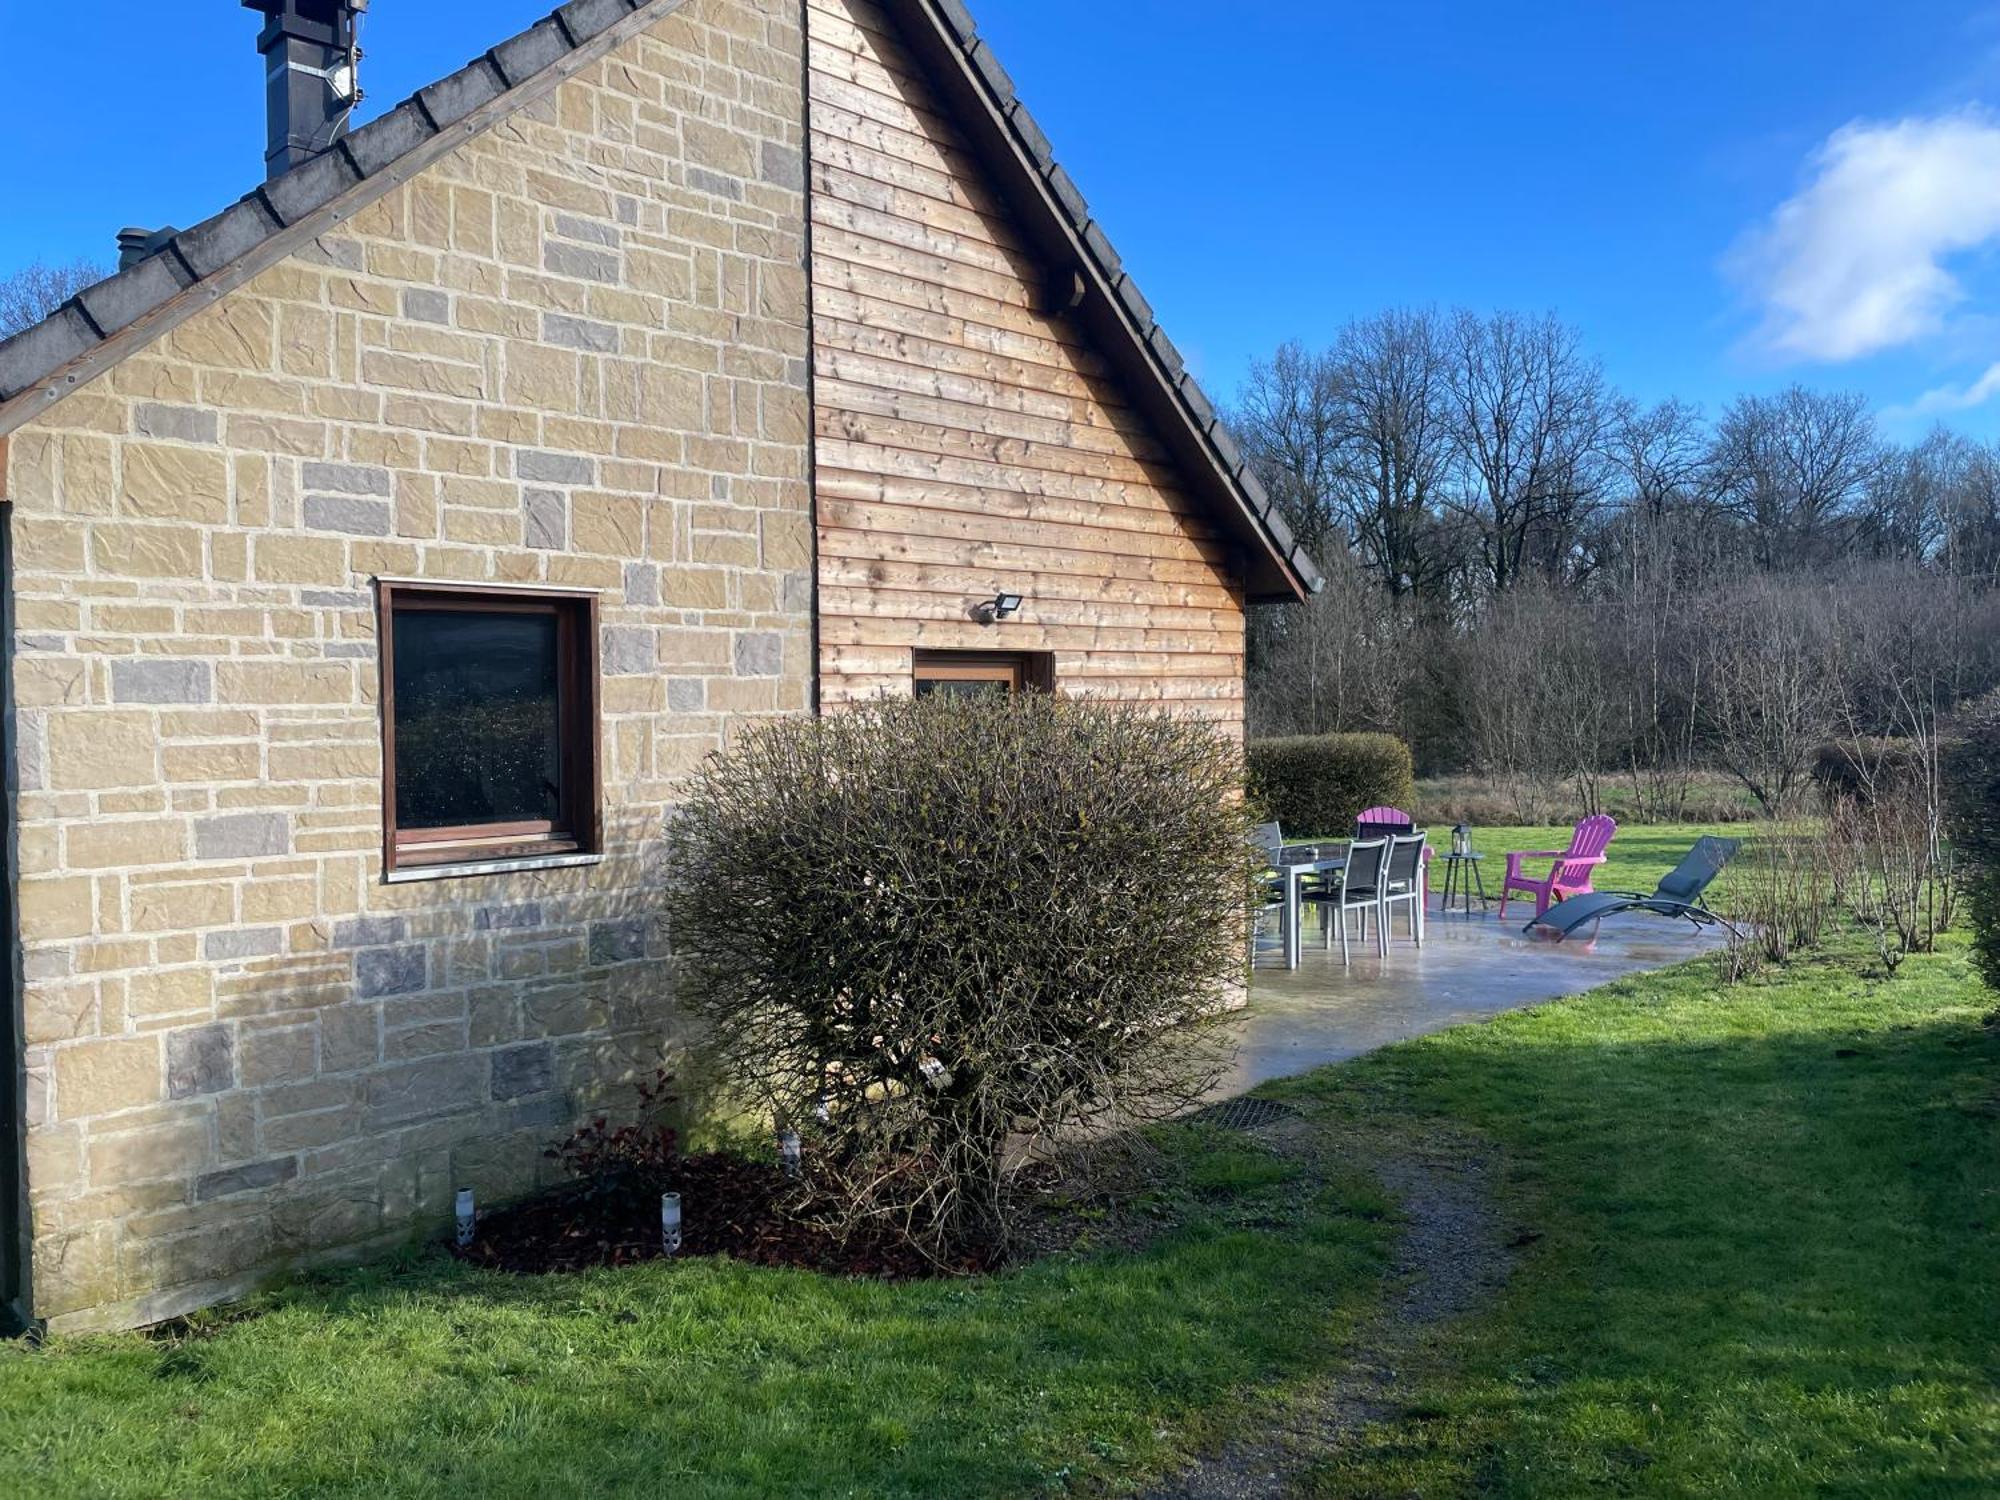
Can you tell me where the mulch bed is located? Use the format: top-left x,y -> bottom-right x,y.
452,1152 -> 989,1280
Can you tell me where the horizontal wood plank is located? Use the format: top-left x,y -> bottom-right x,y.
807,0 -> 1246,731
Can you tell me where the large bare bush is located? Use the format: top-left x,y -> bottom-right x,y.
662,694 -> 1248,1263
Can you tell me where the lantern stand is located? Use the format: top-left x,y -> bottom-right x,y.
1437,823 -> 1489,915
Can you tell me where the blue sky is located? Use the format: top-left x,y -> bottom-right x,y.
6,2 -> 2000,437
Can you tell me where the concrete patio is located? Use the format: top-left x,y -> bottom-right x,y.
1223,904 -> 1726,1095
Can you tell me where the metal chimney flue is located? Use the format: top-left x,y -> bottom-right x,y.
243,0 -> 368,180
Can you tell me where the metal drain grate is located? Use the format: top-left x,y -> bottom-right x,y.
1186,1097 -> 1297,1132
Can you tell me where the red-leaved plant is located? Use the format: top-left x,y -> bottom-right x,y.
546,1069 -> 680,1217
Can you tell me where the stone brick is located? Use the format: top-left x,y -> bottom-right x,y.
333,916 -> 407,949
490,1043 -> 554,1100
48,713 -> 156,789
543,313 -> 620,353
204,928 -> 284,961
356,946 -> 428,999
303,495 -> 393,536
733,631 -> 784,677
589,918 -> 647,965
524,488 -> 566,550
112,659 -> 213,705
134,404 -> 219,444
195,813 -> 290,861
403,289 -> 451,324
67,819 -> 185,869
603,626 -> 656,675
124,444 -> 229,524
301,462 -> 393,497
518,450 -> 594,485
365,1055 -> 483,1128
667,678 -> 705,712
240,1023 -> 316,1086
56,1037 -> 162,1119
196,1156 -> 298,1202
167,1025 -> 234,1099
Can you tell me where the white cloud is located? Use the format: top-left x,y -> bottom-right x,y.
1883,360 -> 2000,421
1730,110 -> 2000,362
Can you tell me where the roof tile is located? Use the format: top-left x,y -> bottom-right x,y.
0,307 -> 98,403
936,0 -> 979,45
556,0 -> 634,45
342,102 -> 437,179
260,147 -> 363,227
75,251 -> 193,339
1148,326 -> 1185,380
417,57 -> 509,131
175,198 -> 286,281
967,39 -> 1016,103
1046,163 -> 1089,225
493,17 -> 571,86
1007,101 -> 1053,170
1081,219 -> 1120,278
1113,273 -> 1154,331
1179,374 -> 1217,430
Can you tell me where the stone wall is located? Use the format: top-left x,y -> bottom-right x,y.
0,0 -> 812,1330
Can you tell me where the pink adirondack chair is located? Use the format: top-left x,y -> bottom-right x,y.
1498,814 -> 1617,918
1354,806 -> 1432,898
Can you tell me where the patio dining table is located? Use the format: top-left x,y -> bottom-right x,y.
1272,846 -> 1348,970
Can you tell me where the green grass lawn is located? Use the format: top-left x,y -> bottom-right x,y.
1279,935 -> 2000,1497
0,854 -> 1992,1496
0,1135 -> 1394,1497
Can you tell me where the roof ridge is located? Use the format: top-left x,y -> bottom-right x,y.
0,0 -> 675,430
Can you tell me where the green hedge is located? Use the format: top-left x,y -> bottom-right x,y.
1245,733 -> 1415,837
1942,691 -> 2000,993
1810,737 -> 1924,808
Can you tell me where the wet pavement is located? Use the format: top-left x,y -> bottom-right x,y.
1221,903 -> 1724,1096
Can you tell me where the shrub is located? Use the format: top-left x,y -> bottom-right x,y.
546,1068 -> 681,1220
1942,690 -> 2000,991
1811,737 -> 1924,809
1245,732 -> 1415,836
662,693 -> 1248,1263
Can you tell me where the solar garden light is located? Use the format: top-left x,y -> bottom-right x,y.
454,1187 -> 476,1249
779,1127 -> 802,1177
661,1193 -> 683,1257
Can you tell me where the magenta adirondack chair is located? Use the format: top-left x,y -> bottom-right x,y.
1498,814 -> 1617,919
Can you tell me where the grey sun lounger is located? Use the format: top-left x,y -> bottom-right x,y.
1527,836 -> 1743,942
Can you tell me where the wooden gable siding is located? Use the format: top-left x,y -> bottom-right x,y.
805,0 -> 1248,724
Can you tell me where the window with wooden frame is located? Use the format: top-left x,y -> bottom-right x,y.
378,582 -> 601,876
912,651 -> 1054,698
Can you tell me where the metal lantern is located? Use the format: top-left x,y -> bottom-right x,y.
661,1192 -> 683,1257
1452,823 -> 1472,857
454,1187 -> 476,1249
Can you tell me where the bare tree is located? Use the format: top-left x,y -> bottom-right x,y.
0,259 -> 108,338
1441,310 -> 1611,593
1707,386 -> 1881,570
1232,341 -> 1348,564
1698,577 -> 1845,815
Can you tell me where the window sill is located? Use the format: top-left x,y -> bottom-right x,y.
384,851 -> 605,885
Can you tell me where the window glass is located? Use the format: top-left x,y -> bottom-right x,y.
392,608 -> 562,831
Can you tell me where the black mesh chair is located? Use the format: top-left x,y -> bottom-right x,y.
1381,831 -> 1428,946
1529,836 -> 1743,942
1302,837 -> 1389,964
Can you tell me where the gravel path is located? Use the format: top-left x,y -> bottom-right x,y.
1142,1121 -> 1513,1500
